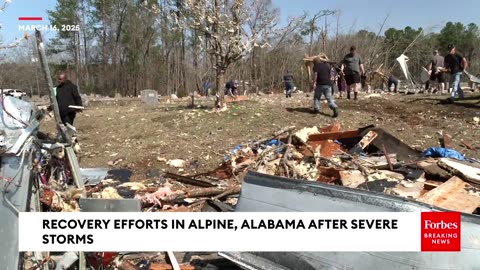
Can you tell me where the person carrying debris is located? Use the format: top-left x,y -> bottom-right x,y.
387,75 -> 398,93
55,72 -> 83,125
224,80 -> 238,97
312,57 -> 339,118
284,70 -> 294,98
340,46 -> 365,100
428,49 -> 446,94
444,44 -> 468,103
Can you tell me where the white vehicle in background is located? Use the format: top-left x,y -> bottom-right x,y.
2,89 -> 27,99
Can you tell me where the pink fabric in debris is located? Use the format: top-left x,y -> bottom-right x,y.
135,186 -> 174,206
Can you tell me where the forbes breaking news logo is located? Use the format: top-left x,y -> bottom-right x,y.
421,212 -> 461,252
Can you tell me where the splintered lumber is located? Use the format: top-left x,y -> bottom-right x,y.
339,170 -> 365,188
348,130 -> 378,155
164,172 -> 215,188
437,158 -> 480,185
419,176 -> 480,213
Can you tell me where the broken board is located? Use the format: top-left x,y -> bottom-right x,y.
438,158 -> 480,185
416,159 -> 452,181
349,130 -> 378,154
419,176 -> 480,213
304,124 -> 343,157
339,170 -> 365,188
387,180 -> 424,199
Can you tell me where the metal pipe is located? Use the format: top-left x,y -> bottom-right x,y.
35,29 -> 86,270
34,30 -> 63,128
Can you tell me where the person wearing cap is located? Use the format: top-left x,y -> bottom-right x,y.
312,57 -> 339,118
427,49 -> 446,94
340,45 -> 365,100
444,44 -> 468,103
283,70 -> 294,98
224,80 -> 238,97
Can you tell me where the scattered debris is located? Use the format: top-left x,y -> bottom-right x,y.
167,159 -> 186,168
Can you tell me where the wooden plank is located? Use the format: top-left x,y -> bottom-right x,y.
165,251 -> 181,270
419,176 -> 480,213
150,264 -> 195,270
308,130 -> 360,142
307,124 -> 344,157
438,158 -> 480,185
349,130 -> 378,154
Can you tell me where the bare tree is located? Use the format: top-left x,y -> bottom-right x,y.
170,0 -> 277,106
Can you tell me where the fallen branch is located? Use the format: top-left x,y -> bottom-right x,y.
163,186 -> 241,202
164,172 -> 215,188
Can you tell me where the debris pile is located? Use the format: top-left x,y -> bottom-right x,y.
209,124 -> 480,215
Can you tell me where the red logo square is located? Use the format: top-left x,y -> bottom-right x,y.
421,212 -> 461,252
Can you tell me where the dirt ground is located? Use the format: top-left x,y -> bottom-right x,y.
40,91 -> 480,181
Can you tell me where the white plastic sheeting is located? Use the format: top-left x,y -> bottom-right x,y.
396,54 -> 415,86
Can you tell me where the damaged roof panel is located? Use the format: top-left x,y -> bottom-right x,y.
222,171 -> 480,270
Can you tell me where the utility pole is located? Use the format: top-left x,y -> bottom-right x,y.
31,38 -> 41,96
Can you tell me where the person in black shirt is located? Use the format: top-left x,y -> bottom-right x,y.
224,80 -> 238,96
387,75 -> 398,93
284,71 -> 294,98
312,57 -> 339,118
56,73 -> 83,125
444,44 -> 468,103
